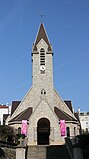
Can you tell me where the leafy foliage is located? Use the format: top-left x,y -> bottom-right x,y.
0,125 -> 15,142
75,134 -> 89,159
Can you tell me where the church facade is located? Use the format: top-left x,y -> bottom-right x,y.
7,23 -> 80,145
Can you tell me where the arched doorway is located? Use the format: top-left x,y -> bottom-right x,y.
37,118 -> 50,145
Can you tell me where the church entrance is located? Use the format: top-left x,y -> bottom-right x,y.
37,118 -> 50,145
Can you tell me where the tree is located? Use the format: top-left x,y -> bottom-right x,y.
0,125 -> 16,142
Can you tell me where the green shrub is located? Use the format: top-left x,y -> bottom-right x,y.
0,125 -> 15,142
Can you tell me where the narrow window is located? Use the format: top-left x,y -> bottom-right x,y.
74,127 -> 76,136
44,90 -> 46,95
66,127 -> 70,137
41,89 -> 46,95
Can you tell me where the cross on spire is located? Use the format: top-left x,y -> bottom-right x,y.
40,11 -> 44,22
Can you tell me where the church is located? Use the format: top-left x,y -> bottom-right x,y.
7,23 -> 80,145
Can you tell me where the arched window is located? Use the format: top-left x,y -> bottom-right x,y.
41,89 -> 46,95
66,127 -> 70,137
40,48 -> 45,66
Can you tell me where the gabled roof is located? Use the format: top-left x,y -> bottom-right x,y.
74,112 -> 80,122
11,101 -> 21,116
54,107 -> 77,121
64,101 -> 73,113
33,23 -> 52,51
9,107 -> 32,123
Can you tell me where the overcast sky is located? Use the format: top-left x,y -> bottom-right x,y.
0,0 -> 89,112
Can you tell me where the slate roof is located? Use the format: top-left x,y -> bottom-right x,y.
9,107 -> 33,123
74,112 -> 80,122
33,23 -> 52,51
54,107 -> 77,121
64,100 -> 73,113
11,101 -> 21,116
10,101 -> 77,123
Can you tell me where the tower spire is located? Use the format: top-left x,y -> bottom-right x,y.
33,23 -> 52,52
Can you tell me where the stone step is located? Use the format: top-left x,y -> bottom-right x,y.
27,146 -> 46,159
26,145 -> 71,159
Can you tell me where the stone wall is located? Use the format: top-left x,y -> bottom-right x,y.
0,147 -> 16,159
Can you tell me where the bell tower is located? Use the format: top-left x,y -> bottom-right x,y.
32,23 -> 53,94
8,22 -> 80,147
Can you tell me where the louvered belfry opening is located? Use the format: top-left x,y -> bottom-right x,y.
40,48 -> 45,66
37,118 -> 50,145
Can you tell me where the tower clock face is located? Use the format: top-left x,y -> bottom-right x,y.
40,65 -> 45,71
